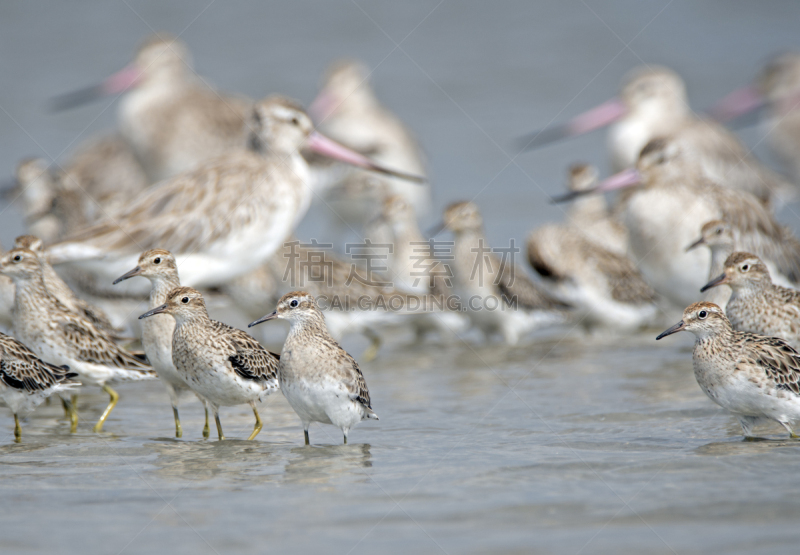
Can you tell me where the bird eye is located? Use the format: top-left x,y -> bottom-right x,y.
715,228 -> 722,235
154,257 -> 161,264
12,255 -> 20,262
181,297 -> 189,304
291,117 -> 300,126
741,264 -> 750,272
290,299 -> 299,308
698,310 -> 708,319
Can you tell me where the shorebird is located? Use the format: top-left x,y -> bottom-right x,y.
0,332 -> 79,442
48,95 -> 423,291
139,286 -> 279,441
309,59 -> 429,231
657,301 -> 800,439
701,252 -> 800,350
14,235 -> 124,339
712,52 -> 800,185
560,137 -> 800,307
249,291 -> 378,445
365,195 -> 471,339
555,164 -> 628,255
527,223 -> 658,331
52,34 -> 251,183
685,220 -> 735,309
522,66 -> 792,205
436,201 -> 570,344
114,249 -> 210,438
0,248 -> 155,432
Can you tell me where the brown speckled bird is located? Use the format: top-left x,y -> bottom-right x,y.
701,252 -> 800,350
139,287 -> 279,441
657,301 -> 800,438
249,291 -> 378,445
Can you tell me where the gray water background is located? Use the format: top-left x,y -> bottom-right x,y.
1,1 -> 800,553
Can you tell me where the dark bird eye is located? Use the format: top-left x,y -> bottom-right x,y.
182,297 -> 189,304
154,257 -> 161,264
291,117 -> 300,126
742,264 -> 750,272
13,255 -> 20,262
290,299 -> 299,307
715,228 -> 722,235
698,310 -> 708,319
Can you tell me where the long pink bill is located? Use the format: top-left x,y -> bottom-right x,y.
551,168 -> 640,204
49,65 -> 141,112
306,131 -> 426,184
709,85 -> 765,130
517,98 -> 627,152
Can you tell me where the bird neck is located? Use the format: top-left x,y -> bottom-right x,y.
173,307 -> 212,330
286,311 -> 331,343
12,273 -> 57,318
149,274 -> 182,307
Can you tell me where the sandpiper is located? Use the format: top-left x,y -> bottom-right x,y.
114,249 -> 210,438
13,159 -> 63,243
14,235 -> 123,339
310,59 -> 430,231
249,291 -> 378,445
0,248 -> 155,432
562,137 -> 800,307
52,34 -> 251,183
701,252 -> 800,350
686,220 -> 735,309
657,302 -> 800,439
527,223 -> 657,332
437,201 -> 570,344
139,287 -> 279,441
0,332 -> 80,442
49,96 -> 423,291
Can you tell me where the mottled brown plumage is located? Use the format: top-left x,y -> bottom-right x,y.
657,301 -> 800,438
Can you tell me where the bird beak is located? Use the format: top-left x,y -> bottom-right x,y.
248,311 -> 277,328
656,320 -> 686,340
426,222 -> 446,237
138,303 -> 169,319
700,273 -> 729,292
710,84 -> 765,123
305,131 -> 426,184
517,97 -> 627,152
50,64 -> 142,111
113,265 -> 143,285
685,237 -> 705,252
551,168 -> 641,204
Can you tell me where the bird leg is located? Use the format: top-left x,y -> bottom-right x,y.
361,329 -> 381,362
214,412 -> 225,441
247,403 -> 262,441
13,414 -> 21,443
62,397 -> 78,433
304,428 -> 310,446
172,406 -> 182,438
779,421 -> 798,439
93,384 -> 119,432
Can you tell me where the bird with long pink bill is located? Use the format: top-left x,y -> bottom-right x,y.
47,95 -> 425,291
555,137 -> 800,308
50,34 -> 252,183
711,52 -> 800,185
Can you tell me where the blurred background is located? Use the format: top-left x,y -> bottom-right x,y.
3,0 -> 800,244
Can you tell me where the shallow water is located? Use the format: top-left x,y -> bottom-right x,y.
2,1 -> 800,554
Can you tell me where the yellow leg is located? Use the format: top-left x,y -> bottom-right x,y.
304,429 -> 310,446
247,404 -> 262,441
64,399 -> 78,433
361,329 -> 381,363
214,413 -> 225,441
202,406 -> 210,439
61,397 -> 71,418
14,414 -> 21,443
172,406 -> 182,438
93,384 -> 119,433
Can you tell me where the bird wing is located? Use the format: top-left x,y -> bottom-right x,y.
584,241 -> 657,304
56,313 -> 153,372
212,321 -> 279,384
740,334 -> 800,396
0,335 -> 77,391
49,152 -> 275,258
494,252 -> 569,311
344,354 -> 372,410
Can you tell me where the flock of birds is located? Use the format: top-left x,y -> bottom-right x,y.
2,33 -> 800,444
